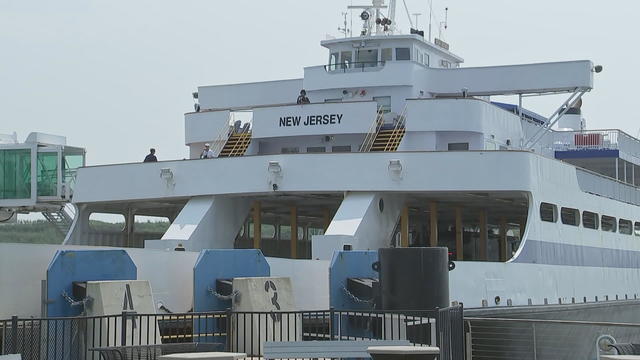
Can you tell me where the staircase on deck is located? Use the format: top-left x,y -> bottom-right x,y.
369,128 -> 406,151
360,106 -> 407,152
219,132 -> 252,157
42,206 -> 75,236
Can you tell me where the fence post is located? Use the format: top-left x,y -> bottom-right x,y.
120,311 -> 127,346
10,315 -> 18,355
329,308 -> 335,340
532,323 -> 537,360
225,308 -> 232,352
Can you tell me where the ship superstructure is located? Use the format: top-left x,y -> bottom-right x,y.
2,0 -> 640,327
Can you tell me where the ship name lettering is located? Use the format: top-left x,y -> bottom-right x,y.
303,113 -> 343,126
279,116 -> 302,127
279,114 -> 343,127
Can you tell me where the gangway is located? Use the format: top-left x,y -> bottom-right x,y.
0,132 -> 85,233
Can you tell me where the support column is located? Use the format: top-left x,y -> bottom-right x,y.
499,217 -> 508,262
400,205 -> 409,247
429,201 -> 438,247
456,207 -> 463,261
253,201 -> 261,249
291,206 -> 298,259
323,208 -> 331,232
125,208 -> 134,248
479,210 -> 488,261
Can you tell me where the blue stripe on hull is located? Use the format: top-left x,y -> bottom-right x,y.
513,239 -> 640,268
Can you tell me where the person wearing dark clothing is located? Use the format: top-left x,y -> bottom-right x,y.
296,89 -> 310,104
144,148 -> 158,162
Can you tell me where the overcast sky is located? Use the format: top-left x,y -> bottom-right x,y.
1,0 -> 638,165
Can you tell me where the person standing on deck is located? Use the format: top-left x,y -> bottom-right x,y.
296,89 -> 310,104
144,148 -> 157,162
200,143 -> 214,159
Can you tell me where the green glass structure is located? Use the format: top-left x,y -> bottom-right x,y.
0,149 -> 32,199
37,152 -> 58,197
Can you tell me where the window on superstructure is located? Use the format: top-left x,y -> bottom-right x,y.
539,202 -> 557,222
560,207 -> 580,226
601,215 -> 617,232
381,48 -> 392,63
619,219 -> 633,235
448,143 -> 469,151
306,146 -> 326,153
373,96 -> 391,114
582,211 -> 599,230
340,51 -> 353,69
331,145 -> 351,152
248,223 -> 276,239
329,52 -> 339,71
281,147 -> 299,154
356,48 -> 379,67
634,222 -> 640,236
396,48 -> 410,61
424,54 -> 430,67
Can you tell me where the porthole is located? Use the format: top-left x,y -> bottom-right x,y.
379,198 -> 384,213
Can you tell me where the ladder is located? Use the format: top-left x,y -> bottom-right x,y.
218,132 -> 252,157
42,206 -> 75,236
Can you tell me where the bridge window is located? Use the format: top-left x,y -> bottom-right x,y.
601,215 -> 617,232
356,48 -> 379,67
540,202 -> 557,222
560,207 -> 580,226
396,48 -> 410,60
340,51 -> 352,69
635,222 -> 640,236
0,149 -> 31,199
619,219 -> 633,235
582,211 -> 599,230
328,52 -> 339,71
381,48 -> 392,63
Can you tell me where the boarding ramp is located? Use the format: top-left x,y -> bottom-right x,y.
0,132 -> 85,232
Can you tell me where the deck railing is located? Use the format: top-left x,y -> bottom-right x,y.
0,306 -> 463,360
553,129 -> 640,159
465,314 -> 640,360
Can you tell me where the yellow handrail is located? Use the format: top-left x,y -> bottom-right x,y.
383,104 -> 408,151
359,108 -> 385,152
211,114 -> 234,157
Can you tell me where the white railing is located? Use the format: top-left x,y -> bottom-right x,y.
552,129 -> 640,159
359,108 -> 385,152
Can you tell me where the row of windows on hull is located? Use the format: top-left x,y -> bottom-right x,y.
540,202 -> 639,235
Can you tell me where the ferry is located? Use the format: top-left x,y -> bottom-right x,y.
1,0 -> 639,358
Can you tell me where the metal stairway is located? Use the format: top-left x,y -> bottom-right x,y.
360,105 -> 407,152
42,206 -> 74,236
218,132 -> 252,157
369,128 -> 406,151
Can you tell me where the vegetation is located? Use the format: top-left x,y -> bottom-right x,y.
0,220 -> 170,244
0,220 -> 63,244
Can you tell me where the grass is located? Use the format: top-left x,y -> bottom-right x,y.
0,220 -> 170,244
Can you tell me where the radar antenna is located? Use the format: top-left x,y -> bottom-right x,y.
338,11 -> 351,37
348,0 -> 392,35
438,7 -> 448,40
